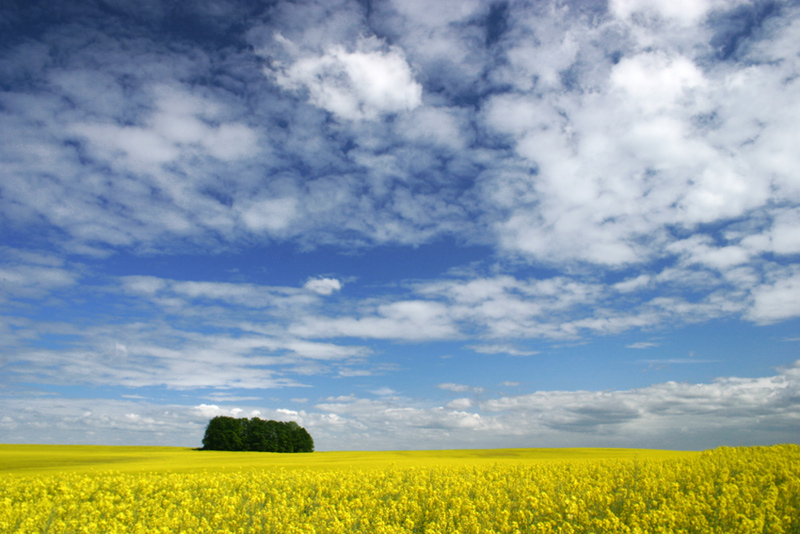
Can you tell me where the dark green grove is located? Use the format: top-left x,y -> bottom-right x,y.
201,416 -> 314,453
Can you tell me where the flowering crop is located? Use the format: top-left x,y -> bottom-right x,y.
1,444 -> 798,533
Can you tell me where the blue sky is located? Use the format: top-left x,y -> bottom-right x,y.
1,0 -> 799,451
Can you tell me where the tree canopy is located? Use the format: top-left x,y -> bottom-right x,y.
201,416 -> 314,453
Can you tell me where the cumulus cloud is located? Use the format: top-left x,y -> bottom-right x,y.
270,37 -> 422,121
479,2 -> 799,277
748,272 -> 800,324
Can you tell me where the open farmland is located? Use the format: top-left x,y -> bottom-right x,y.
1,444 -> 798,533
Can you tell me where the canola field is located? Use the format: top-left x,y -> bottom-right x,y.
1,444 -> 798,533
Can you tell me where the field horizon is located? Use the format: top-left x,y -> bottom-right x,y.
0,443 -> 702,476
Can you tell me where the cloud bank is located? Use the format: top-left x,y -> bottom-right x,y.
4,360 -> 798,450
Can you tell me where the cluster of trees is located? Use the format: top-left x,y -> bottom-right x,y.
201,416 -> 314,453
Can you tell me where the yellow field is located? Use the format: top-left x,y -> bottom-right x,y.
0,444 -> 695,476
1,444 -> 798,533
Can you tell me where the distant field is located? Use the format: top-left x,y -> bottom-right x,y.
0,444 -> 696,475
2,444 -> 798,533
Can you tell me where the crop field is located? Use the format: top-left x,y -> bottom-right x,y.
1,444 -> 798,533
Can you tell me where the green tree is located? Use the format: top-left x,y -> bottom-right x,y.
201,416 -> 314,452
201,416 -> 246,451
244,417 -> 271,452
290,422 -> 315,452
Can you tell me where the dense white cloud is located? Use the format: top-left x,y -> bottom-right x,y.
479,2 -> 799,274
270,37 -> 422,121
748,272 -> 800,324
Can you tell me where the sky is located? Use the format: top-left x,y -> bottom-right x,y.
1,0 -> 799,451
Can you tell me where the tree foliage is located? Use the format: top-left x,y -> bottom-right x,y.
202,416 -> 314,452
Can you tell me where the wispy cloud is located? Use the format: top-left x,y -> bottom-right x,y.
637,359 -> 721,367
626,342 -> 659,349
469,344 -> 540,356
438,383 -> 484,394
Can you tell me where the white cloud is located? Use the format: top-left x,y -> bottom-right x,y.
504,29 -> 579,91
446,398 -> 473,410
638,358 -> 720,365
748,272 -> 800,324
337,368 -> 372,377
387,0 -> 482,27
283,340 -> 368,361
469,344 -> 539,357
304,277 -> 343,295
614,275 -> 651,293
627,342 -> 658,349
667,236 -> 752,270
610,52 -> 706,115
743,208 -> 800,256
120,276 -> 168,296
272,37 -> 422,121
438,383 -> 483,394
119,276 -> 318,311
609,0 -> 721,27
476,4 -> 798,273
2,361 -> 798,450
71,84 -> 260,171
291,300 -> 459,341
0,264 -> 77,300
2,0 -> 795,274
1,316 -> 372,390
240,197 -> 299,233
478,359 -> 800,447
396,106 -> 467,149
